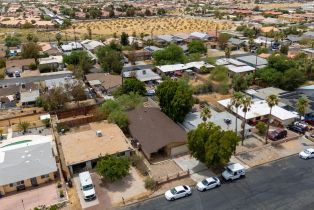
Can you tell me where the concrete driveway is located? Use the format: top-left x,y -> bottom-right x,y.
0,183 -> 59,210
73,175 -> 99,209
173,155 -> 215,182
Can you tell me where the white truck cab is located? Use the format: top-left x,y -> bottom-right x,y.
79,171 -> 96,200
222,163 -> 245,181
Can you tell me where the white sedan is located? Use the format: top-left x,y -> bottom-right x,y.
197,177 -> 221,191
299,148 -> 314,159
164,185 -> 192,201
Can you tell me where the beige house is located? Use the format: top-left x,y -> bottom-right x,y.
60,121 -> 132,175
0,138 -> 57,196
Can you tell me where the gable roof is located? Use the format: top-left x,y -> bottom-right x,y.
128,107 -> 187,156
0,139 -> 57,185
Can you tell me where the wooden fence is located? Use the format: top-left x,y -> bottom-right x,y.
155,170 -> 190,185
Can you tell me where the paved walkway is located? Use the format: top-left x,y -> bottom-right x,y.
0,183 -> 59,210
235,137 -> 314,168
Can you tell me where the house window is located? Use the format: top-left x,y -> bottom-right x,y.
41,174 -> 49,179
9,183 -> 14,187
16,181 -> 24,186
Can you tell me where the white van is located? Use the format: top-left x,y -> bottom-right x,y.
79,171 -> 96,200
222,163 -> 245,181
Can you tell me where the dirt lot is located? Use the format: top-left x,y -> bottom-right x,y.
65,17 -> 233,37
195,93 -> 232,108
150,160 -> 183,180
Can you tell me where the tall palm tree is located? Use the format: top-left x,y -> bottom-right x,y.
296,96 -> 309,120
200,107 -> 211,123
241,96 -> 252,145
230,92 -> 244,135
265,94 -> 279,144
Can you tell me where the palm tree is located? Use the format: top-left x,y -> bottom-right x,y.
224,46 -> 231,58
200,107 -> 211,123
296,96 -> 309,120
230,92 -> 244,135
55,33 -> 62,46
241,96 -> 252,145
18,121 -> 30,134
265,94 -> 279,144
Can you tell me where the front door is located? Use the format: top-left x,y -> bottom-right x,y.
30,178 -> 38,187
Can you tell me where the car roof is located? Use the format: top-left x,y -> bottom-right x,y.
174,185 -> 187,191
306,148 -> 314,152
228,163 -> 245,171
205,177 -> 216,182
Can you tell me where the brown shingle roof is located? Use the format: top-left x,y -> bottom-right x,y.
85,73 -> 122,90
127,107 -> 187,156
6,58 -> 35,68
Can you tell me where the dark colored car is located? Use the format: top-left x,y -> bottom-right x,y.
267,128 -> 287,141
305,113 -> 314,126
288,124 -> 306,134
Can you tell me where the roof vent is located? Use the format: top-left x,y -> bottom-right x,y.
96,130 -> 102,137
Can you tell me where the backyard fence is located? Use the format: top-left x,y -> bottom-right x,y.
155,170 -> 190,185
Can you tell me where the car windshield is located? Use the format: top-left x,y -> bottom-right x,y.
202,179 -> 209,185
304,149 -> 311,154
170,188 -> 177,195
226,167 -> 234,175
82,184 -> 93,191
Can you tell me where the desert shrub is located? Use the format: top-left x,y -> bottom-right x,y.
144,177 -> 156,190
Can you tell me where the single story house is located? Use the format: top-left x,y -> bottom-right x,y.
216,58 -> 255,75
228,37 -> 246,49
81,40 -> 104,52
189,32 -> 210,41
60,122 -> 132,175
128,107 -> 188,160
245,87 -> 287,100
38,56 -> 64,71
0,138 -> 57,195
218,98 -> 298,125
155,35 -> 184,44
44,77 -> 75,90
156,61 -> 214,75
20,89 -> 40,106
5,58 -> 36,76
61,42 -> 83,52
182,109 -> 252,137
85,73 -> 122,94
236,55 -> 268,69
123,69 -> 161,83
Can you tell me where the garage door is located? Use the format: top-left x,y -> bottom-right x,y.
171,145 -> 189,157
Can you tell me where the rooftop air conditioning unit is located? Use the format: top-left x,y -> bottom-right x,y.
96,130 -> 102,137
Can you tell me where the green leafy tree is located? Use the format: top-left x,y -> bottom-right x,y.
152,43 -> 186,65
69,81 -> 87,105
256,47 -> 268,55
217,33 -> 231,49
100,100 -> 121,118
108,110 -> 129,130
256,122 -> 267,136
296,96 -> 309,120
96,155 -> 130,182
211,66 -> 228,82
116,92 -> 143,110
121,78 -> 146,96
63,51 -> 93,75
188,40 -> 207,54
281,69 -> 306,91
39,87 -> 69,111
120,32 -> 129,46
265,94 -> 278,143
96,46 -> 123,74
188,123 -> 240,167
280,44 -> 289,55
21,42 -> 41,60
5,35 -> 21,47
232,74 -> 253,92
156,80 -> 193,122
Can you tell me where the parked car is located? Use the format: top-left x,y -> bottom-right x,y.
197,177 -> 220,191
305,113 -> 314,125
299,148 -> 314,159
164,185 -> 192,201
293,121 -> 309,130
267,128 -> 287,141
222,163 -> 245,181
79,171 -> 96,201
287,124 -> 306,134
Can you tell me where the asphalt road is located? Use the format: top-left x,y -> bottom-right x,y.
121,155 -> 314,210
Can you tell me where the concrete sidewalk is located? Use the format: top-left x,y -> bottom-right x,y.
234,137 -> 314,168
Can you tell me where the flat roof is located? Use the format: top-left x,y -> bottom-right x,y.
39,56 -> 63,65
60,122 -> 131,166
225,65 -> 255,73
218,98 -> 298,121
123,69 -> 161,82
20,89 -> 40,103
0,138 -> 57,185
157,61 -> 213,73
236,55 -> 268,67
246,87 -> 287,100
